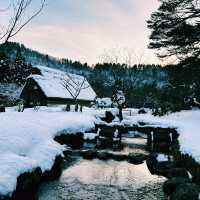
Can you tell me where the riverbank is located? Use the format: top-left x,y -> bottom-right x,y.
1,108 -> 200,199
0,110 -> 96,198
38,137 -> 167,200
123,109 -> 200,163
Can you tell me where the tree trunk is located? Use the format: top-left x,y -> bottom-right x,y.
75,103 -> 79,112
80,106 -> 83,112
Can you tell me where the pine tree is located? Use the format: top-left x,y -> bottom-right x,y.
0,51 -> 10,82
147,0 -> 200,60
12,47 -> 32,85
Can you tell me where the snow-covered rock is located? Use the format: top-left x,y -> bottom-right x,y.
123,110 -> 200,163
0,110 -> 95,197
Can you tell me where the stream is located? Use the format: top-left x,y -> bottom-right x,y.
38,136 -> 167,200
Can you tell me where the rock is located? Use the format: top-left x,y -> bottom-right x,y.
0,195 -> 10,200
163,177 -> 190,197
128,152 -> 147,164
101,111 -> 115,123
97,151 -> 111,160
54,133 -> 84,149
81,150 -> 97,160
146,153 -> 158,174
138,108 -> 147,114
0,107 -> 5,112
111,153 -> 127,161
63,149 -> 73,157
11,167 -> 42,200
166,168 -> 190,179
154,161 -> 176,177
42,155 -> 63,181
170,183 -> 199,200
152,142 -> 170,154
156,161 -> 175,171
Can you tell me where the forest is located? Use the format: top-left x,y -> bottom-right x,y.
0,41 -> 199,115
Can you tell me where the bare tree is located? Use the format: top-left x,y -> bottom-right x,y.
100,47 -> 145,88
62,74 -> 90,112
99,47 -> 147,120
0,0 -> 46,44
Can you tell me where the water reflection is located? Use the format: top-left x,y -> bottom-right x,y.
38,137 -> 167,200
61,159 -> 164,187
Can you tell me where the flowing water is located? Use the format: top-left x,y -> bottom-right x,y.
38,137 -> 167,200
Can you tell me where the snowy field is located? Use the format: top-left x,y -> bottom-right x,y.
0,109 -> 96,197
0,107 -> 200,197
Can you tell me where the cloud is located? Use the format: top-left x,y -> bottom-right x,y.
4,0 -> 161,65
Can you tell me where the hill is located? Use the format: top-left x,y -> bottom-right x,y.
0,42 -> 171,110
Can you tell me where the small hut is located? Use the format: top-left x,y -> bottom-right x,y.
20,66 -> 96,108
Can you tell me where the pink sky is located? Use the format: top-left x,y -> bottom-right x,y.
1,0 -> 161,65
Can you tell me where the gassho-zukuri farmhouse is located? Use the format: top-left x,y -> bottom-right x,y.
20,66 -> 97,107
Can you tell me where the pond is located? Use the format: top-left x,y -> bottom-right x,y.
38,137 -> 167,200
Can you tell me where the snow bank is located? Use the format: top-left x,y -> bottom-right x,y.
123,110 -> 200,163
0,111 -> 95,197
83,132 -> 97,141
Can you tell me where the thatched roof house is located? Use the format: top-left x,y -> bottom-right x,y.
20,66 -> 96,107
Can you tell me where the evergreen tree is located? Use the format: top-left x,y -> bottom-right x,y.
12,47 -> 32,85
147,0 -> 200,60
0,51 -> 10,82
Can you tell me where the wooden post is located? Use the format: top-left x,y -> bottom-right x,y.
66,104 -> 70,112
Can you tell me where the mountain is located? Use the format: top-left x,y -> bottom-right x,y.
0,42 -> 92,76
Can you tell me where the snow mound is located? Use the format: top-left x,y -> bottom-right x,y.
0,111 -> 95,197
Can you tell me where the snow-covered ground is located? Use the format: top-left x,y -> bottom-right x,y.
0,106 -> 200,197
0,109 -> 96,197
123,109 -> 200,163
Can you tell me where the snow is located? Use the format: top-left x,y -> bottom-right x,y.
0,83 -> 22,103
95,97 -> 112,108
83,132 -> 97,141
28,65 -> 96,101
0,105 -> 200,197
0,110 -> 96,197
157,154 -> 169,162
85,108 -> 200,163
123,110 -> 200,163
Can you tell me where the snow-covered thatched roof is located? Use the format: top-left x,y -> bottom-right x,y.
28,66 -> 96,101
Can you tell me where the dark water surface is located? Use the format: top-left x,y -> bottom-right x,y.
38,138 -> 167,200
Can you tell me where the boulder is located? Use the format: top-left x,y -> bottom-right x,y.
138,108 -> 147,114
81,150 -> 97,160
54,133 -> 84,149
0,107 -> 5,112
101,111 -> 115,123
97,151 -> 111,160
11,167 -> 42,200
128,152 -> 147,164
42,155 -> 63,181
156,161 -> 175,171
163,177 -> 190,197
63,149 -> 73,157
166,168 -> 190,179
146,153 -> 158,174
111,153 -> 127,161
170,183 -> 199,200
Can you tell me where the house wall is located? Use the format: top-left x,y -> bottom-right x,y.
20,79 -> 47,107
47,97 -> 92,107
21,79 -> 94,108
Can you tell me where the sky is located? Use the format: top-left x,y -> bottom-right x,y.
0,0 -> 161,65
